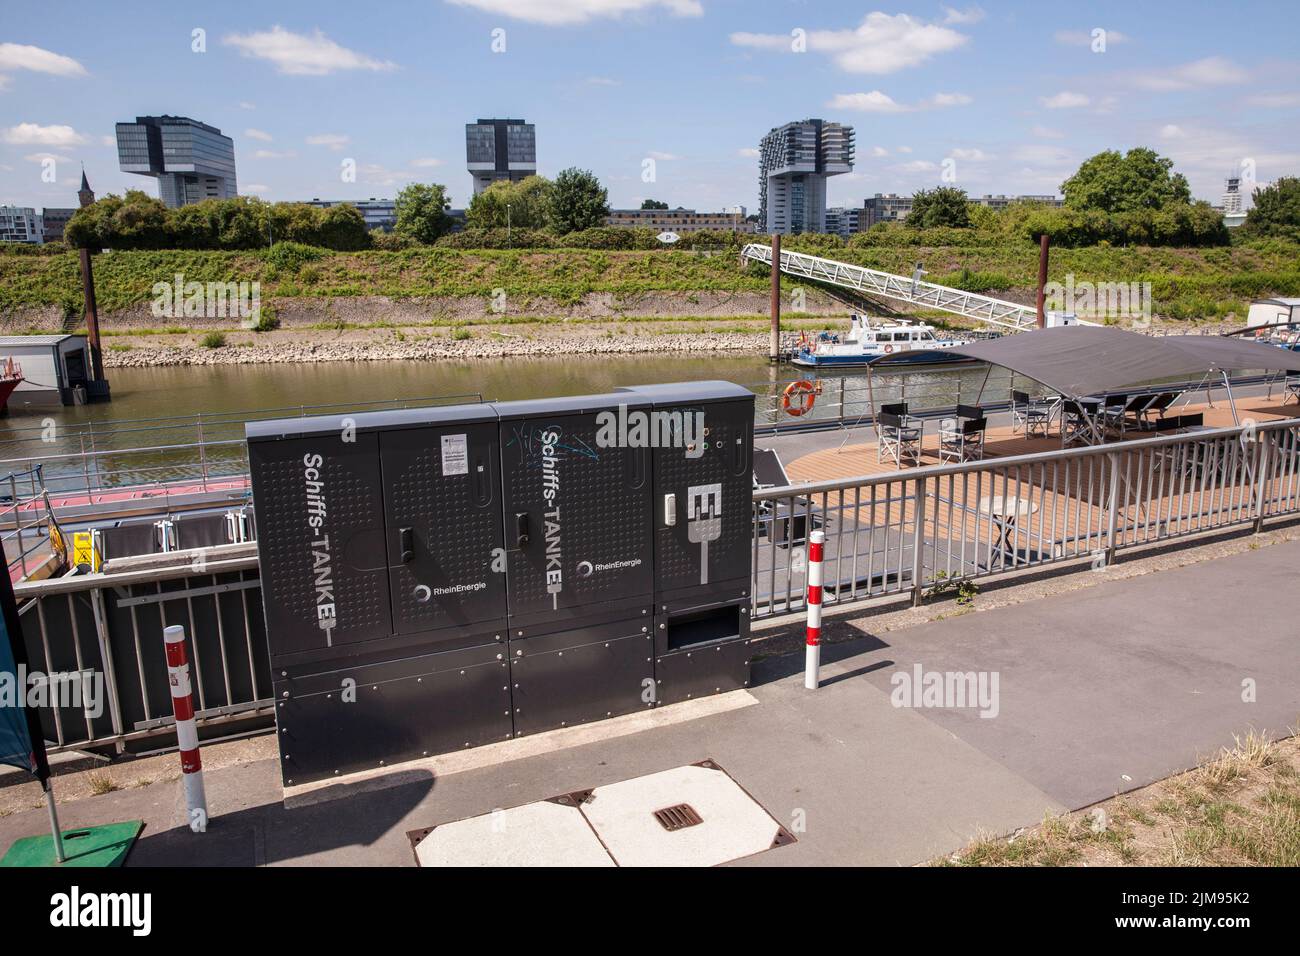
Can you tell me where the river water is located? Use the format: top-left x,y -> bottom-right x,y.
0,354 -> 1005,488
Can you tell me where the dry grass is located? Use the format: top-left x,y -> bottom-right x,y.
85,771 -> 120,796
938,729 -> 1300,867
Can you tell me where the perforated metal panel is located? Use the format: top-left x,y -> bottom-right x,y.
249,433 -> 391,660
499,411 -> 652,624
379,424 -> 506,640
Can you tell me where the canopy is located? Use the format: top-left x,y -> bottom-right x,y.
869,326 -> 1300,399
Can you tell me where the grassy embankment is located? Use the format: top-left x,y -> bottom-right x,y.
3,240 -> 1300,337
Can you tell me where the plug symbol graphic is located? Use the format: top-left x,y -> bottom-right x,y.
687,483 -> 722,585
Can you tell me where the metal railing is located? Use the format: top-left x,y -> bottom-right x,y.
750,416 -> 1300,619
742,243 -> 1053,331
10,414 -> 1300,758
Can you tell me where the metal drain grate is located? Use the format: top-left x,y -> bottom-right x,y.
653,803 -> 703,832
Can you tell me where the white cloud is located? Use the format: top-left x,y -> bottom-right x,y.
239,101 -> 256,110
869,145 -> 889,157
1,122 -> 86,146
1040,91 -> 1090,109
896,145 -> 913,153
1132,56 -> 1248,92
942,5 -> 985,25
410,157 -> 445,167
1031,125 -> 1064,139
306,133 -> 350,151
584,75 -> 621,86
828,91 -> 908,113
829,90 -> 970,113
245,128 -> 273,142
22,151 -> 64,164
223,26 -> 396,76
99,134 -> 116,147
1159,124 -> 1185,139
732,12 -> 969,75
1054,29 -> 1129,47
0,43 -> 87,77
254,149 -> 296,159
243,184 -> 270,194
1246,91 -> 1300,108
647,151 -> 681,160
737,147 -> 760,158
949,148 -> 992,161
445,0 -> 703,26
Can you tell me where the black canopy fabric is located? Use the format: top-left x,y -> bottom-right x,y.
869,326 -> 1300,399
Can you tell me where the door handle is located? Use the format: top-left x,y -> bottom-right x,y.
399,527 -> 414,563
515,512 -> 530,548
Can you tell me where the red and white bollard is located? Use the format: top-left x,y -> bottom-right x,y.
805,530 -> 825,690
164,624 -> 208,831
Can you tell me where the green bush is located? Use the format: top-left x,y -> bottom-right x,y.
200,331 -> 227,348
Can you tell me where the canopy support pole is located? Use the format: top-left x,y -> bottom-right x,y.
44,782 -> 66,863
974,364 -> 993,406
1222,370 -> 1239,425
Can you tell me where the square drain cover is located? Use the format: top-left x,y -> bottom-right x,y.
408,760 -> 793,867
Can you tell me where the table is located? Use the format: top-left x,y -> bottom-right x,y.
978,495 -> 1039,569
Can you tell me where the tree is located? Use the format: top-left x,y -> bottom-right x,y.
394,182 -> 453,244
640,199 -> 668,210
1061,148 -> 1191,214
1242,177 -> 1300,239
907,187 -> 971,228
315,204 -> 371,250
551,168 -> 609,234
465,176 -> 554,230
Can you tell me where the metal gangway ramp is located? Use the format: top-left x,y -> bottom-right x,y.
741,243 -> 1092,333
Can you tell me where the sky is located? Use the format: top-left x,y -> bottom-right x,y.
2,0 -> 1298,214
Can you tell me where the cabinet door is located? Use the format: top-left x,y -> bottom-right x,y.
499,412 -> 652,623
380,423 -> 506,638
652,401 -> 753,595
250,433 -> 391,658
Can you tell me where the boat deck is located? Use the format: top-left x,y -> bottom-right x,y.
757,394 -> 1300,582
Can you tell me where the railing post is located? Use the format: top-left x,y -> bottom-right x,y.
911,477 -> 927,607
1252,432 -> 1271,534
90,585 -> 126,753
838,377 -> 846,426
1104,451 -> 1120,566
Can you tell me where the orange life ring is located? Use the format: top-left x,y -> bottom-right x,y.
782,380 -> 817,416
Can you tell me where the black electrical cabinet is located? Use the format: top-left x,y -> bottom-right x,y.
247,382 -> 754,786
619,383 -> 755,704
495,393 -> 656,735
247,407 -> 512,785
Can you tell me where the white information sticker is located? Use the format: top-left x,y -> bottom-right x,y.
441,434 -> 469,476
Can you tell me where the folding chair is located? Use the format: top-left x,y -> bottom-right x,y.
1061,399 -> 1098,447
938,416 -> 987,462
877,411 -> 922,467
1134,391 -> 1179,428
1286,373 -> 1300,404
1011,390 -> 1051,437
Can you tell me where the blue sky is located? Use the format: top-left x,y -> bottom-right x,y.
2,0 -> 1298,213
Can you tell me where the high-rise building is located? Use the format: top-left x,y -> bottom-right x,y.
465,118 -> 536,195
1222,175 -> 1244,215
304,198 -> 398,232
116,115 -> 237,208
0,207 -> 42,244
758,119 -> 854,234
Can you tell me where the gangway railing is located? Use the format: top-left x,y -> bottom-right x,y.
741,243 -> 1097,332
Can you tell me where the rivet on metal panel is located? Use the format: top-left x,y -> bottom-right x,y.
515,649 -> 523,656
281,690 -> 289,698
